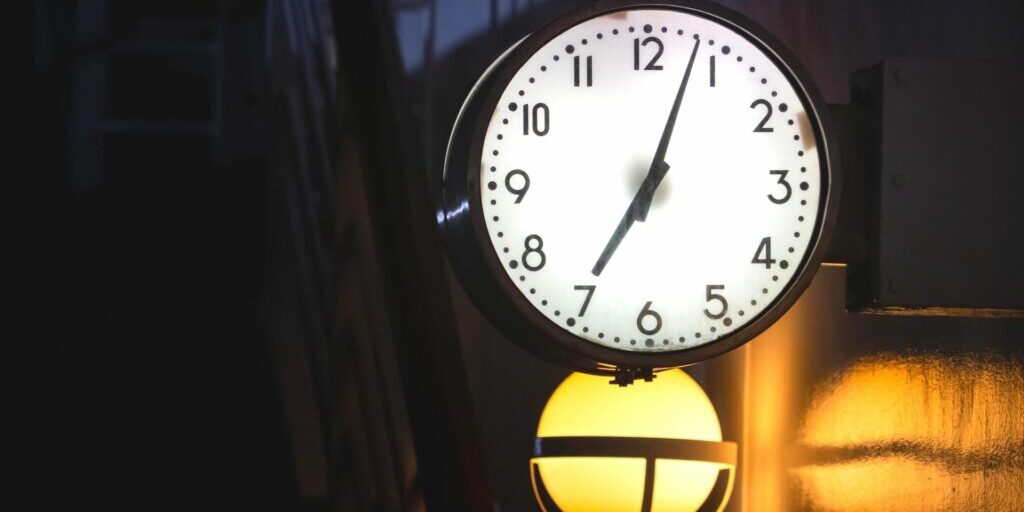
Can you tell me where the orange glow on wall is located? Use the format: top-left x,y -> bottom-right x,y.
740,315 -> 803,511
794,456 -> 1024,512
794,354 -> 1024,511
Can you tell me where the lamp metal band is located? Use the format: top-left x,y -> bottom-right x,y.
533,436 -> 738,466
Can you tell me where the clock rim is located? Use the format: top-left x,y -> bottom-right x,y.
444,0 -> 841,372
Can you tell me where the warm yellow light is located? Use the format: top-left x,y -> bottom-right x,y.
795,354 -> 1024,512
532,370 -> 732,512
800,354 -> 1024,453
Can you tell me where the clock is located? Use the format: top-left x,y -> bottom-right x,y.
442,0 -> 839,375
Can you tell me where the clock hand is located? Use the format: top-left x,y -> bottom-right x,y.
590,162 -> 668,277
636,36 -> 701,222
590,206 -> 635,277
591,38 -> 701,277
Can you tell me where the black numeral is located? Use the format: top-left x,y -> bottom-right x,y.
505,169 -> 530,204
709,55 -> 716,87
704,285 -> 728,320
573,285 -> 596,316
636,301 -> 663,335
768,170 -> 791,204
633,37 -> 664,71
751,99 -> 774,132
573,55 -> 593,87
522,235 -> 546,271
521,103 -> 550,136
752,237 -> 776,268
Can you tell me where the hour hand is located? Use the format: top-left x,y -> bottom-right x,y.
591,207 -> 634,277
590,160 -> 670,276
635,160 -> 670,222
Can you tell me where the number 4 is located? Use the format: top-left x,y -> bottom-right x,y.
752,237 -> 776,268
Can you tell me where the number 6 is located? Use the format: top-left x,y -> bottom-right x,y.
637,301 -> 662,335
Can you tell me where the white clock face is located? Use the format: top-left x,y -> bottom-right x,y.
477,8 -> 825,353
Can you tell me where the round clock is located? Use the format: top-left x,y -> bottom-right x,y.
443,0 -> 840,374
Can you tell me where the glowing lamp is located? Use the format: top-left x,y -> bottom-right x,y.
531,370 -> 736,512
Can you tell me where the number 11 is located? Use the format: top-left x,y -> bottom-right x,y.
574,55 -> 593,87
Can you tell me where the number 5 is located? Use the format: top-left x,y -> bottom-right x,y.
704,285 -> 728,320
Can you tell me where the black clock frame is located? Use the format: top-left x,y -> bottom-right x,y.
441,0 -> 841,374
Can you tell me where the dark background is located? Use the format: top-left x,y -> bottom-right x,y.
14,1 -> 1023,511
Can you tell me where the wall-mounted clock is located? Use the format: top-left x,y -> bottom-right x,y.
443,0 -> 840,376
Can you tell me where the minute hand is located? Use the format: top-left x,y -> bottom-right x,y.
636,37 -> 701,222
590,39 -> 702,277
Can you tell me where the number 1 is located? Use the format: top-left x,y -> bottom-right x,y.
709,55 -> 716,87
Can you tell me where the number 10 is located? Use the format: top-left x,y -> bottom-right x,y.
522,103 -> 550,136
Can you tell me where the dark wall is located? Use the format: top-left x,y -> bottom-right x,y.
15,1 -> 343,509
15,1 -> 1023,511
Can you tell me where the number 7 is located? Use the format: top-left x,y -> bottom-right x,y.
573,285 -> 596,316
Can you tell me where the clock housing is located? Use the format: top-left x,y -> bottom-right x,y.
442,0 -> 840,374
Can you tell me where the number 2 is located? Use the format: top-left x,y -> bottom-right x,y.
751,99 -> 773,132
